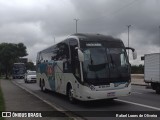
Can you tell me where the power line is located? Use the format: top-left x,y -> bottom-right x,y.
87,0 -> 141,23
105,0 -> 140,18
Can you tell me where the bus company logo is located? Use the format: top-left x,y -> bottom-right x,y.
2,112 -> 11,117
47,65 -> 53,76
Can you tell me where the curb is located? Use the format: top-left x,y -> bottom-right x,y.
11,80 -> 84,120
131,83 -> 147,86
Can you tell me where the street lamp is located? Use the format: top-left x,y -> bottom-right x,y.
159,26 -> 160,53
54,37 -> 56,44
159,26 -> 160,81
127,25 -> 131,60
74,19 -> 79,33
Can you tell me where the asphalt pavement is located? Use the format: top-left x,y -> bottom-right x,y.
0,79 -> 69,120
131,74 -> 147,86
1,74 -> 159,120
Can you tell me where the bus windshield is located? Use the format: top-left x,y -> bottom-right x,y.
81,41 -> 129,85
13,64 -> 25,75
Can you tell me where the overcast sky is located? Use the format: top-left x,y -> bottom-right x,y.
0,0 -> 160,65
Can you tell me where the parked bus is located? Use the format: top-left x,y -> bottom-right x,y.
12,63 -> 26,79
36,33 -> 137,102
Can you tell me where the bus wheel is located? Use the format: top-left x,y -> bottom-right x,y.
68,86 -> 75,103
155,85 -> 160,94
41,80 -> 46,92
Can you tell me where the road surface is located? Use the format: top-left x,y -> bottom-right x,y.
12,79 -> 160,120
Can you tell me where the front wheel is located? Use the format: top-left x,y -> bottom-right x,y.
68,86 -> 75,103
155,85 -> 160,94
40,80 -> 46,92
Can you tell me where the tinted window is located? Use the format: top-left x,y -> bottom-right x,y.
69,39 -> 78,61
69,38 -> 81,80
52,41 -> 69,61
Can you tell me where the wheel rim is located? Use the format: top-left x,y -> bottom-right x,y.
156,86 -> 160,94
69,89 -> 73,101
41,81 -> 45,91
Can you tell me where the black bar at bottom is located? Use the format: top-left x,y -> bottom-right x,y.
0,111 -> 160,117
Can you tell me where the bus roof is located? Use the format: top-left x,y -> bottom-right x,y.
13,63 -> 25,64
38,33 -> 123,53
71,33 -> 122,42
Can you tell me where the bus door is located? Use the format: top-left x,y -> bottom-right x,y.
69,39 -> 81,83
52,41 -> 70,94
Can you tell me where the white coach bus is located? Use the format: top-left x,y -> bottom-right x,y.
36,33 -> 137,103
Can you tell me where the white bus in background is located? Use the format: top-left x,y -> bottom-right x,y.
36,33 -> 137,103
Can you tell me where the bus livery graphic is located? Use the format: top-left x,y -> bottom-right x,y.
36,33 -> 137,102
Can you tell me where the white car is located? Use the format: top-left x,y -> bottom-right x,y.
24,71 -> 37,83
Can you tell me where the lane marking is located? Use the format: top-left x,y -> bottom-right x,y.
12,80 -> 160,116
131,92 -> 143,94
116,99 -> 160,111
12,80 -> 83,120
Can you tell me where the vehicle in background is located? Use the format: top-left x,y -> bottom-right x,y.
143,53 -> 160,94
36,33 -> 137,103
12,63 -> 26,79
24,70 -> 37,83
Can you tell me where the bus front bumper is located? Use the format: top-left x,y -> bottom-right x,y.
75,84 -> 131,101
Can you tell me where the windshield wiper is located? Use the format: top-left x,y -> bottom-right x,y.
109,54 -> 122,79
109,54 -> 115,67
90,53 -> 94,65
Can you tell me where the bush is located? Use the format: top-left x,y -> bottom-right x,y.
0,79 -> 5,120
131,64 -> 144,74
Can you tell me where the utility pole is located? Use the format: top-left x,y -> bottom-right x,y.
159,26 -> 160,82
159,26 -> 160,53
54,37 -> 55,44
74,19 -> 79,33
127,25 -> 131,60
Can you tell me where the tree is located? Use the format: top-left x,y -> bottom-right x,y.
131,64 -> 144,74
17,43 -> 28,57
0,43 -> 28,79
26,62 -> 36,71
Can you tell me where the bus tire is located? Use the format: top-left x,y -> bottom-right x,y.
39,79 -> 41,87
67,84 -> 75,103
155,85 -> 160,94
107,98 -> 116,101
41,80 -> 46,92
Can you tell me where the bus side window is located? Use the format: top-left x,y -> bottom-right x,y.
54,42 -> 69,61
69,38 -> 81,80
36,53 -> 40,64
54,40 -> 70,72
69,39 -> 78,60
40,55 -> 43,62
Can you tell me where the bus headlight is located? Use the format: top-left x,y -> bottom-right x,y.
125,80 -> 131,87
84,83 -> 96,91
90,85 -> 95,91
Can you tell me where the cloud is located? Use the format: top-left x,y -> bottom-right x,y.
0,0 -> 159,64
70,0 -> 160,46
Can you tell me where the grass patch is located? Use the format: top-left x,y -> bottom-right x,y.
0,79 -> 5,120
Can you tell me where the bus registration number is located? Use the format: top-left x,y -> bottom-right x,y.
107,92 -> 115,97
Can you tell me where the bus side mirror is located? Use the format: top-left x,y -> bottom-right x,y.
132,50 -> 137,60
125,47 -> 137,60
78,49 -> 84,62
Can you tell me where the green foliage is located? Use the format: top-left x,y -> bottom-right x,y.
26,62 -> 36,71
0,81 -> 5,120
131,64 -> 144,74
17,43 -> 28,57
0,43 -> 28,78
